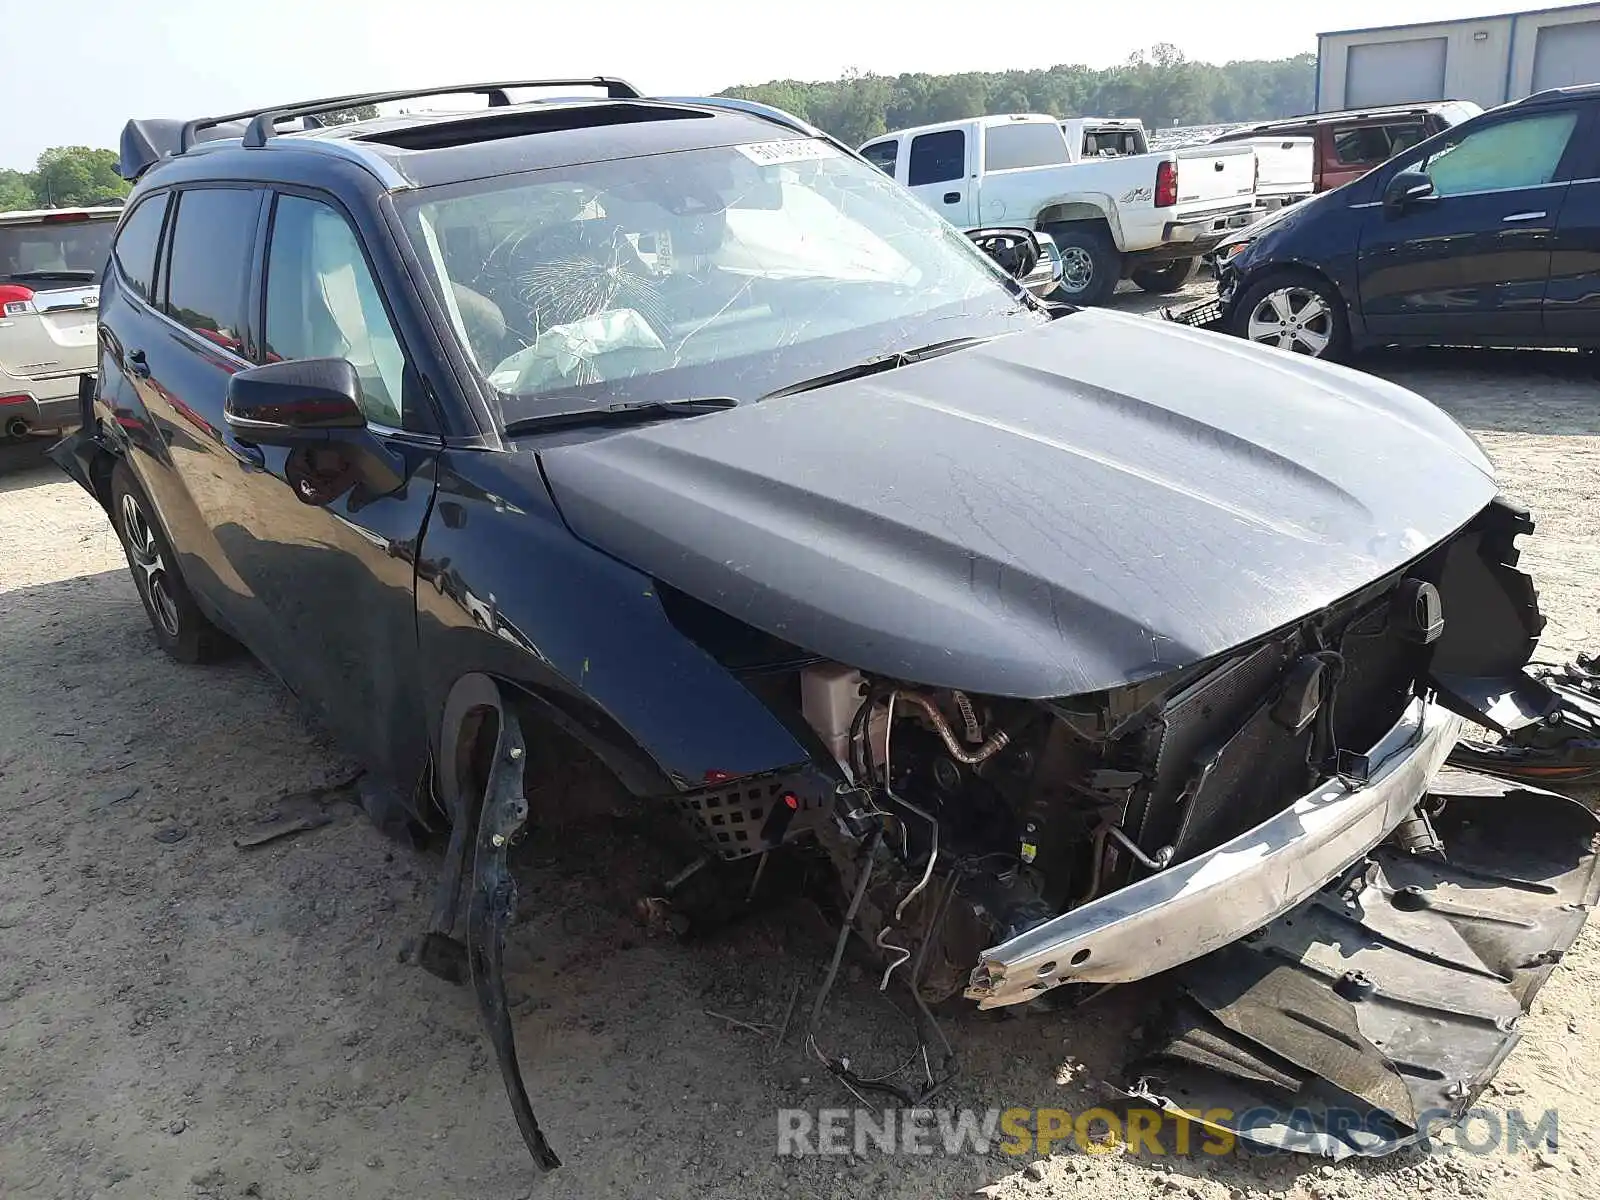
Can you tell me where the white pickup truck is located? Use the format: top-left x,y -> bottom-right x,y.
1230,135 -> 1316,211
860,113 -> 1259,304
1067,117 -> 1313,211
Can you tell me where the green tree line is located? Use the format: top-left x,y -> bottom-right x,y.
720,45 -> 1316,147
1,147 -> 129,211
0,61 -> 1315,210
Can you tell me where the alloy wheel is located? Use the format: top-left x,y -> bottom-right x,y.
120,491 -> 181,638
1245,287 -> 1333,357
1059,246 -> 1095,293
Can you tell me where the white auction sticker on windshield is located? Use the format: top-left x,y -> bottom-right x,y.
734,139 -> 835,166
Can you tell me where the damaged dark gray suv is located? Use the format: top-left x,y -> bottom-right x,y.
55,78 -> 1600,1169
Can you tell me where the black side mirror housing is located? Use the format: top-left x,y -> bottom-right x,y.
1383,170 -> 1436,215
224,357 -> 368,438
224,357 -> 405,505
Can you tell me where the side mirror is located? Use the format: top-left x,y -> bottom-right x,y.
966,227 -> 1062,299
1383,170 -> 1436,215
224,357 -> 368,440
224,357 -> 405,505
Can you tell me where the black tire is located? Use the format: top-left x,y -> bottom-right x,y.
1041,224 -> 1121,306
110,461 -> 231,664
1129,257 -> 1200,294
1229,270 -> 1351,361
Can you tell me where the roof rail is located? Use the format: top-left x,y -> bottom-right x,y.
1513,86 -> 1568,106
179,78 -> 642,154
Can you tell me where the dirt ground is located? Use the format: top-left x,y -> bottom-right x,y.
3,288 -> 1598,1200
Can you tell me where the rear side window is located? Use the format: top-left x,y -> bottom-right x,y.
113,197 -> 167,302
984,123 -> 1068,171
908,130 -> 965,186
1333,122 -> 1423,166
164,188 -> 261,357
860,140 -> 898,175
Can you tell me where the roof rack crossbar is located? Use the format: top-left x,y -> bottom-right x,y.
179,77 -> 642,153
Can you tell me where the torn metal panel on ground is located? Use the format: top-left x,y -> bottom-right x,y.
1125,770 -> 1600,1158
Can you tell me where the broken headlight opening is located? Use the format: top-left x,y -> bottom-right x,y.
1446,653 -> 1600,785
423,499 -> 1598,1168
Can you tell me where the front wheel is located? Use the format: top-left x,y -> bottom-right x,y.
110,461 -> 233,664
1129,257 -> 1200,294
1041,225 -> 1121,306
1231,272 -> 1350,361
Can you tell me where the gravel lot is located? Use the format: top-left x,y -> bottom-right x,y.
3,287 -> 1598,1200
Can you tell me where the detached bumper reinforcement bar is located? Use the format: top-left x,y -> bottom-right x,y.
966,697 -> 1464,1006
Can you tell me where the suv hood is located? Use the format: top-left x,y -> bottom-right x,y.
538,311 -> 1496,697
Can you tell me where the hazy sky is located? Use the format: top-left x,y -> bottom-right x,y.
2,0 -> 1573,168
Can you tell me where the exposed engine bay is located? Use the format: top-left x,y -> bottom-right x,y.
732,500 -> 1514,999
639,496 -> 1598,1152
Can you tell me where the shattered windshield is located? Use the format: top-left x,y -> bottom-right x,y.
397,139 -> 1042,421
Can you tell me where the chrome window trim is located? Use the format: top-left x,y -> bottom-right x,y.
1352,179 -> 1572,208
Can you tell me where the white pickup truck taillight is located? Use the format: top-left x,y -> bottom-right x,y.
1155,160 -> 1178,208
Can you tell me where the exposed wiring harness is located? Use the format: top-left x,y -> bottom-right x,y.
803,832 -> 961,1109
806,687 -> 963,1107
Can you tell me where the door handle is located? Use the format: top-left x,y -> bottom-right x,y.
1502,211 -> 1547,223
127,349 -> 150,379
943,191 -> 962,204
224,434 -> 265,470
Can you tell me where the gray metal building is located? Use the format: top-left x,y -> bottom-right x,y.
1316,3 -> 1600,110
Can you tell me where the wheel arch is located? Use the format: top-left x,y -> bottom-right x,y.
1237,258 -> 1360,334
434,671 -> 676,829
1035,197 -> 1123,248
86,441 -> 120,513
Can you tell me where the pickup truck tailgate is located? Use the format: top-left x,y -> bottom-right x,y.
1170,142 -> 1255,215
1240,136 -> 1315,199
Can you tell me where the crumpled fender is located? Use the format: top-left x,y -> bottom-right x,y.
468,700 -> 561,1171
416,674 -> 562,1172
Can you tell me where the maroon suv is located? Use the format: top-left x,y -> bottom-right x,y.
1213,100 -> 1481,193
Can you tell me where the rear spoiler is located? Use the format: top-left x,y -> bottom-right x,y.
118,117 -> 246,181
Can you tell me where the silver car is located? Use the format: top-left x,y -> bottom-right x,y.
0,207 -> 122,438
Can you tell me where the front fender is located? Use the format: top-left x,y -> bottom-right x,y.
417,450 -> 813,798
1231,193 -> 1366,335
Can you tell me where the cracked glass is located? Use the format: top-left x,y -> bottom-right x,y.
396,138 -> 1044,425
